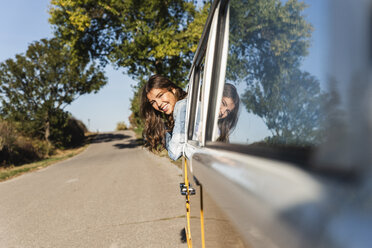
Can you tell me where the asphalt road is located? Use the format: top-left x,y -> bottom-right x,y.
0,131 -> 187,248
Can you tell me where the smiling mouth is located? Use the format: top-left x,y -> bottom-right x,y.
160,104 -> 169,112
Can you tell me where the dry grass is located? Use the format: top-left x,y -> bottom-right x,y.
0,133 -> 97,182
0,145 -> 88,182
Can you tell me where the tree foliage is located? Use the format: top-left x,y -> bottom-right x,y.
242,68 -> 325,144
49,0 -> 209,83
228,0 -> 312,82
227,0 -> 325,145
0,38 -> 107,143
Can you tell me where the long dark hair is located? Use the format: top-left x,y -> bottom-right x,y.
140,75 -> 187,151
217,83 -> 240,142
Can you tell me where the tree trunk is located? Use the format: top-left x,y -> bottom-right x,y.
44,118 -> 52,156
44,119 -> 50,142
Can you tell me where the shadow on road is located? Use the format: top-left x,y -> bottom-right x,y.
90,133 -> 130,144
113,139 -> 144,149
180,228 -> 187,243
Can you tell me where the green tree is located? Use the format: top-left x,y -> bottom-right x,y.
49,0 -> 208,82
49,0 -> 209,128
0,38 -> 107,143
243,68 -> 325,145
227,0 -> 325,144
227,0 -> 312,83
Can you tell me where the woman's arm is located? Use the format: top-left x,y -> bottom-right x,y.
166,99 -> 187,161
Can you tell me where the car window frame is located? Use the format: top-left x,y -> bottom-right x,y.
186,0 -> 231,145
185,0 -> 224,147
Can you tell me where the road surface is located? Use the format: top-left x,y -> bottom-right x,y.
0,131 -> 187,248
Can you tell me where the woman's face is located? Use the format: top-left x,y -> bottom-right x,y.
147,87 -> 177,115
219,97 -> 235,119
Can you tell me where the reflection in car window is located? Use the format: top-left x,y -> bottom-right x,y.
226,0 -> 331,147
217,83 -> 240,142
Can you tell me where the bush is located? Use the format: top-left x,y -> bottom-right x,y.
49,111 -> 87,148
0,111 -> 87,166
0,120 -> 50,166
116,122 -> 128,131
0,120 -> 18,161
0,121 -> 14,145
63,117 -> 87,147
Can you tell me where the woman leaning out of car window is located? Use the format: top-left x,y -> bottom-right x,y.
140,74 -> 239,161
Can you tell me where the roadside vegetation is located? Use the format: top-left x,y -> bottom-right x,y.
0,120 -> 50,166
0,117 -> 93,180
116,122 -> 128,131
0,145 -> 87,182
0,33 -> 106,171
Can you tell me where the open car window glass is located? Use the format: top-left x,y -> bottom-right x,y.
225,0 -> 329,148
222,0 -> 372,170
188,61 -> 204,143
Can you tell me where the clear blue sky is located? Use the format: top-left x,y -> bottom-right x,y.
0,0 -> 135,132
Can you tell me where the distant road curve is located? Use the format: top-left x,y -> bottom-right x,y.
0,130 -> 187,248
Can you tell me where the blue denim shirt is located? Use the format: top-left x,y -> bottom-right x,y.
166,99 -> 187,161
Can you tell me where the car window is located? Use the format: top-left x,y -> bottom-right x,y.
224,0 -> 329,148
188,61 -> 204,143
187,1 -> 222,147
